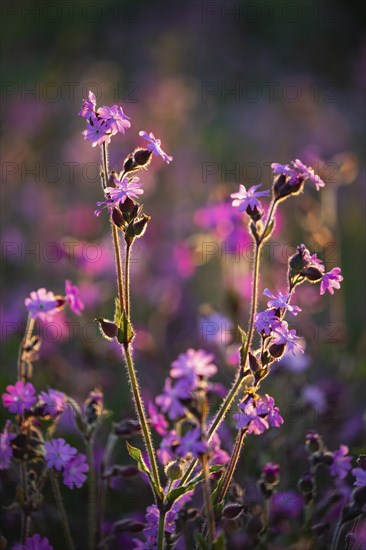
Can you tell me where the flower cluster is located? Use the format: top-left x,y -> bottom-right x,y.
233,394 -> 284,435
45,439 -> 89,489
272,158 -> 325,191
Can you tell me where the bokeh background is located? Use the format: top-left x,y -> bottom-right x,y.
1,0 -> 365,548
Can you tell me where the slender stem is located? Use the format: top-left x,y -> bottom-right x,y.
157,508 -> 166,550
49,471 -> 75,550
101,141 -> 125,312
217,430 -> 246,504
112,224 -> 125,312
125,241 -> 132,319
123,343 -> 162,497
201,454 -> 216,547
178,199 -> 278,489
87,437 -> 97,550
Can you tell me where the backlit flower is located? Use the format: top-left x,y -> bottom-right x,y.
65,280 -> 84,315
25,288 -> 64,322
2,381 -> 37,414
139,131 -> 173,163
231,184 -> 270,212
320,267 -> 343,295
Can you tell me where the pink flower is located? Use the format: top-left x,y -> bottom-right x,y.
139,131 -> 173,163
148,402 -> 168,436
330,445 -> 352,479
25,288 -> 64,322
97,105 -> 131,135
254,309 -> 279,335
272,159 -> 325,191
272,321 -> 304,355
79,91 -> 96,119
320,267 -> 343,295
352,467 -> 366,487
62,453 -> 89,489
44,439 -> 77,471
263,288 -> 301,315
82,116 -> 112,147
94,176 -> 143,216
2,381 -> 37,414
170,348 -> 217,385
38,389 -> 66,418
231,184 -> 270,212
65,280 -> 84,315
0,421 -> 15,470
155,378 -> 192,421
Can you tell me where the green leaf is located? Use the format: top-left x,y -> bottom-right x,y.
126,443 -> 162,499
116,310 -> 135,345
238,325 -> 247,365
213,533 -> 227,550
167,464 -> 224,503
195,533 -> 209,550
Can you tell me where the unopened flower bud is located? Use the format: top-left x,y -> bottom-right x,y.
112,207 -> 125,228
123,148 -> 152,174
274,173 -> 305,201
261,463 -> 280,486
289,244 -> 310,276
246,205 -> 263,222
305,431 -> 323,454
132,214 -> 151,238
165,460 -> 185,480
248,352 -> 261,373
113,419 -> 141,437
269,343 -> 286,358
96,318 -> 118,341
301,266 -> 323,282
84,388 -> 103,425
222,503 -> 245,519
298,473 -> 314,494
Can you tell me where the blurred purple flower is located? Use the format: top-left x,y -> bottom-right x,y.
82,116 -> 112,147
25,288 -> 63,322
139,130 -> 173,163
330,445 -> 352,479
301,385 -> 327,413
263,288 -> 301,315
15,534 -> 54,550
320,267 -> 343,295
256,394 -> 284,428
307,252 -> 325,272
272,321 -> 304,355
155,378 -> 192,421
231,184 -> 270,212
63,453 -> 89,489
254,309 -> 279,335
271,159 -> 325,191
0,421 -> 15,470
98,105 -> 131,135
176,427 -> 208,458
352,467 -> 366,487
2,381 -> 37,414
170,348 -> 217,385
44,439 -> 77,471
157,429 -> 179,465
148,402 -> 168,436
209,433 -> 230,466
38,389 -> 66,418
65,280 -> 84,316
271,491 -> 304,519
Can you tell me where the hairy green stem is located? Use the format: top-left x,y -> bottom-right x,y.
157,507 -> 167,550
49,471 -> 75,550
123,343 -> 162,497
125,241 -> 132,319
201,454 -> 216,547
217,429 -> 246,503
17,315 -> 35,381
